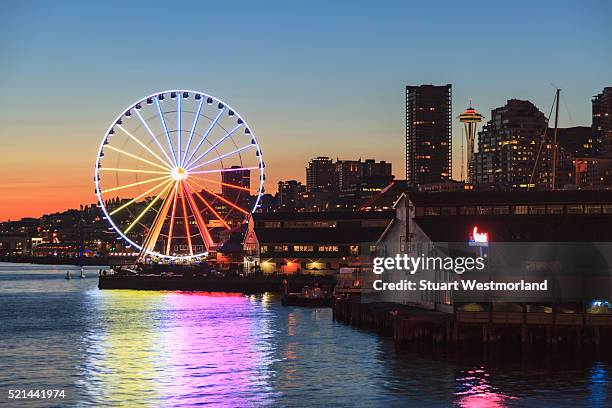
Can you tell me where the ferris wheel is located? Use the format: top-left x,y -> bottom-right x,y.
94,90 -> 265,260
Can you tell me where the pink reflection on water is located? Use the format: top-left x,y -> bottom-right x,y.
455,367 -> 517,408
156,292 -> 275,406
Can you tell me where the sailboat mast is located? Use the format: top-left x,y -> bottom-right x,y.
552,88 -> 560,191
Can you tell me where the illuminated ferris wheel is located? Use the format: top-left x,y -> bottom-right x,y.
94,90 -> 265,260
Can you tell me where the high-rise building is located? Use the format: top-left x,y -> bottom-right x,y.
593,87 -> 612,157
335,160 -> 362,192
473,99 -> 547,190
405,84 -> 452,185
278,180 -> 305,210
306,156 -> 335,192
222,165 -> 251,212
362,159 -> 392,178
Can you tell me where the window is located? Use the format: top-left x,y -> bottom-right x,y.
460,206 -> 476,215
529,205 -> 546,215
441,207 -> 456,215
273,245 -> 288,252
293,245 -> 314,252
260,245 -> 268,254
514,205 -> 528,215
493,206 -> 510,215
425,207 -> 440,216
546,205 -> 563,215
567,205 -> 583,214
477,206 -> 492,215
349,245 -> 359,255
319,245 -> 339,252
263,221 -> 281,228
603,204 -> 612,214
585,205 -> 602,214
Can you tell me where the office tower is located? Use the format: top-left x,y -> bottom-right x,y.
473,99 -> 547,190
458,103 -> 484,183
306,156 -> 335,192
593,87 -> 612,157
405,84 -> 452,185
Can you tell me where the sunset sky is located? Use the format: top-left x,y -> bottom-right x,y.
1,1 -> 611,221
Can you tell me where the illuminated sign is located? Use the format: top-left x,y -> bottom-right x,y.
469,226 -> 489,246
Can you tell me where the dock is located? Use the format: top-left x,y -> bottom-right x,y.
333,297 -> 612,351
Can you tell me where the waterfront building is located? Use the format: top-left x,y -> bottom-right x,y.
405,84 -> 452,185
243,211 -> 394,281
0,232 -> 30,256
376,190 -> 612,313
593,87 -> 612,157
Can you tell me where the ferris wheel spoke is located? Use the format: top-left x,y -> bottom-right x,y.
100,175 -> 170,194
177,95 -> 182,166
116,125 -> 173,169
124,181 -> 174,233
185,180 -> 231,230
190,175 -> 257,194
105,145 -> 172,171
187,178 -> 249,215
140,182 -> 178,255
134,108 -> 176,166
98,167 -> 169,175
183,108 -> 224,168
185,124 -> 243,170
109,178 -> 173,216
189,166 -> 260,175
165,183 -> 179,255
181,97 -> 204,167
187,144 -> 254,172
183,181 -> 214,249
154,97 -> 178,166
179,182 -> 194,255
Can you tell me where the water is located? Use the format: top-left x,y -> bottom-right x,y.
0,263 -> 610,407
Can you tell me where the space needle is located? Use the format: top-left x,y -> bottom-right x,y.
458,101 -> 484,183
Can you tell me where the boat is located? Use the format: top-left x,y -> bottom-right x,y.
65,271 -> 71,280
281,285 -> 334,307
80,267 -> 86,278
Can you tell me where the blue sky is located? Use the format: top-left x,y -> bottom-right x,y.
1,0 -> 611,219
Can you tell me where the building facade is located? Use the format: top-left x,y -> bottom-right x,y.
306,156 -> 335,193
593,87 -> 612,157
473,99 -> 548,190
405,84 -> 452,185
243,211 -> 393,276
221,165 -> 251,211
277,180 -> 305,210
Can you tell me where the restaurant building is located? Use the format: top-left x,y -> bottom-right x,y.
243,211 -> 394,278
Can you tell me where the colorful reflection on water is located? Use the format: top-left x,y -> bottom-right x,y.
0,265 -> 611,407
455,367 -> 516,408
82,290 -> 279,406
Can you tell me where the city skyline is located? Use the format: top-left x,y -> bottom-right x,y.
1,1 -> 611,220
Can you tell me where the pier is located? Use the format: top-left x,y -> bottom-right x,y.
333,297 -> 612,351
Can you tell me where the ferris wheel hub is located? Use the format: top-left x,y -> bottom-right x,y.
171,166 -> 188,181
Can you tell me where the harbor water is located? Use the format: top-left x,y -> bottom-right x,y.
0,263 -> 610,407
